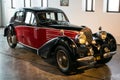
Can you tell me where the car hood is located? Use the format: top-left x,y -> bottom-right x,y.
48,24 -> 86,31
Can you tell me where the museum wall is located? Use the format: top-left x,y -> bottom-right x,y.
0,0 -> 2,27
1,0 -> 16,27
48,0 -> 120,44
1,0 -> 43,26
1,0 -> 120,44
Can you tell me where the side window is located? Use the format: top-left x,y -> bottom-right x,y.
25,12 -> 37,25
15,11 -> 24,22
57,13 -> 66,21
25,12 -> 31,24
46,12 -> 55,20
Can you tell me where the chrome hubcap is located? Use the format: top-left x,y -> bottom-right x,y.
57,50 -> 69,70
7,31 -> 13,46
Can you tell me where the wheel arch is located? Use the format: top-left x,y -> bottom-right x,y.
38,36 -> 78,60
107,33 -> 117,51
4,24 -> 16,36
107,33 -> 116,42
50,36 -> 78,61
93,32 -> 117,51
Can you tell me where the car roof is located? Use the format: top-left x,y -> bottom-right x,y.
19,7 -> 64,13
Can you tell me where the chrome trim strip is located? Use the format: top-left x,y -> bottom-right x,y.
110,51 -> 117,55
19,42 -> 38,50
19,42 -> 39,55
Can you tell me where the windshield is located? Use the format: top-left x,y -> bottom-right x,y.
37,12 -> 69,25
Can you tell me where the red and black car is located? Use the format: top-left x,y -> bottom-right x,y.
4,7 -> 117,74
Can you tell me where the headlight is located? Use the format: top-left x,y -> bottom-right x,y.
75,32 -> 87,44
99,31 -> 107,40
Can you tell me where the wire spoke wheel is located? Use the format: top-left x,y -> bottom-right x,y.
56,50 -> 69,71
7,28 -> 17,48
55,46 -> 75,74
7,30 -> 13,46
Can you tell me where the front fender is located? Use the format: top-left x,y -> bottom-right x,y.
107,33 -> 117,51
93,32 -> 117,51
38,37 -> 59,58
53,36 -> 78,61
38,36 -> 78,60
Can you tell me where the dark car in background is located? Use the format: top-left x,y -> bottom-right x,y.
4,7 -> 117,74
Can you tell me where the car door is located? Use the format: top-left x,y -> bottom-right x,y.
23,11 -> 47,49
14,11 -> 25,43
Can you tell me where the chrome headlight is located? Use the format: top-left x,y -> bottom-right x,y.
99,31 -> 107,40
75,32 -> 87,44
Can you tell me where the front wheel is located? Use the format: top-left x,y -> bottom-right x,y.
7,29 -> 17,48
55,46 -> 75,74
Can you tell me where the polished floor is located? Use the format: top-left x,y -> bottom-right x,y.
0,28 -> 120,80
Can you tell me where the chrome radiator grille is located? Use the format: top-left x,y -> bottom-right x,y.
81,28 -> 93,44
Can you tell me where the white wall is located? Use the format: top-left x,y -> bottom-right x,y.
48,0 -> 120,44
2,0 -> 16,26
0,0 -> 2,26
1,0 -> 42,26
1,0 -> 120,44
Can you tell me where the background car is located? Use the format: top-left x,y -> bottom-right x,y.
4,7 -> 117,74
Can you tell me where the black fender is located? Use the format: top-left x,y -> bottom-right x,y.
38,36 -> 78,61
93,32 -> 117,51
38,37 -> 59,58
92,32 -> 103,45
54,36 -> 78,61
4,24 -> 16,36
106,33 -> 117,51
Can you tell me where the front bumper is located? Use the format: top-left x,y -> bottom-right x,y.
103,51 -> 116,58
77,51 -> 117,62
77,56 -> 94,62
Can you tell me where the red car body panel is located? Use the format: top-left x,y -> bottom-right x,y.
15,25 -> 78,49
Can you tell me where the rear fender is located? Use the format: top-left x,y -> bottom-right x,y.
4,24 -> 16,36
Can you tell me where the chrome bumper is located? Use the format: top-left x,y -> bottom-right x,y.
77,56 -> 94,62
77,51 -> 116,62
103,51 -> 117,58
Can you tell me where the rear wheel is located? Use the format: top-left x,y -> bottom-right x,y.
7,28 -> 17,48
55,46 -> 75,74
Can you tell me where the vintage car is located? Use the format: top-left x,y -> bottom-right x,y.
4,7 -> 117,74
